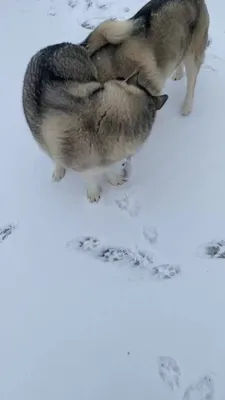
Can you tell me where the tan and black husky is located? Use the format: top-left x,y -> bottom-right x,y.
22,43 -> 168,202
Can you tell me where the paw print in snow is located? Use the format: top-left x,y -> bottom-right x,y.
151,264 -> 181,280
81,20 -> 95,30
68,0 -> 77,8
0,224 -> 16,243
66,236 -> 100,252
158,356 -> 181,390
183,375 -> 214,400
198,240 -> 225,259
85,0 -> 92,9
115,193 -> 140,217
130,249 -> 153,269
143,225 -> 158,245
97,3 -> 108,10
97,247 -> 133,263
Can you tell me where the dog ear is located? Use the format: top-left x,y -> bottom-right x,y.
125,70 -> 139,85
152,94 -> 168,110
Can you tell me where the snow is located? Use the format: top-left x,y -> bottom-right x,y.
0,0 -> 225,398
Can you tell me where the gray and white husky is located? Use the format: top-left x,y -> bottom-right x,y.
22,43 -> 168,202
82,0 -> 210,116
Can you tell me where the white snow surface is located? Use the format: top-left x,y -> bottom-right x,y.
0,0 -> 225,399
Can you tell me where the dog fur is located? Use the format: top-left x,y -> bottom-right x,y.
81,0 -> 210,115
22,42 -> 168,202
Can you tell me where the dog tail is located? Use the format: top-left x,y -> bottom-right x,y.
82,19 -> 140,55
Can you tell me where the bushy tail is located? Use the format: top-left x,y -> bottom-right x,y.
83,19 -> 140,55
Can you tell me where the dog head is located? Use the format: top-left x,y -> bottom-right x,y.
113,71 -> 168,111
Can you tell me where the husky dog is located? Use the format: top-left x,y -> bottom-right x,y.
22,43 -> 168,202
81,0 -> 210,116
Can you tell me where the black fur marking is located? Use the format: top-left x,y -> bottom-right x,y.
131,0 -> 172,31
131,0 -> 199,34
29,43 -> 97,109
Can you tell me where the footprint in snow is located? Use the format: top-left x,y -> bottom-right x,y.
67,237 -> 179,280
66,236 -> 101,252
183,375 -> 214,400
97,247 -> 153,269
130,249 -> 153,269
198,240 -> 225,259
158,356 -> 181,390
97,247 -> 133,263
115,193 -> 140,217
68,0 -> 77,8
143,225 -> 158,245
97,4 -> 109,10
81,20 -> 95,30
67,237 -> 154,269
85,0 -> 93,9
0,224 -> 17,243
151,264 -> 181,280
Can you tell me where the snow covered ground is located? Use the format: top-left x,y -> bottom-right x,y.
1,0 -> 225,398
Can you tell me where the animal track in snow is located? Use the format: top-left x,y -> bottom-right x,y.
81,20 -> 95,30
68,0 -> 77,8
97,247 -> 133,264
85,0 -> 93,9
129,249 -> 153,269
67,236 -> 180,281
197,240 -> 225,259
151,264 -> 181,280
115,193 -> 140,217
183,375 -> 215,400
66,236 -> 101,252
0,224 -> 17,243
158,356 -> 181,390
143,225 -> 158,245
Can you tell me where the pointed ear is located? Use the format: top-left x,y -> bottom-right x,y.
153,94 -> 168,110
125,70 -> 139,85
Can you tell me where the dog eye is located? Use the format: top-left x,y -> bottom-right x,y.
115,77 -> 125,81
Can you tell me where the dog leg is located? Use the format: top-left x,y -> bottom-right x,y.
83,172 -> 102,203
172,63 -> 184,81
182,54 -> 202,116
106,161 -> 128,186
52,164 -> 66,182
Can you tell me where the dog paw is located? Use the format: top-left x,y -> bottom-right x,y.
0,224 -> 17,243
86,186 -> 102,203
181,99 -> 192,116
96,247 -> 133,263
66,236 -> 101,252
197,240 -> 225,259
143,225 -> 158,245
122,157 -> 132,180
172,69 -> 184,81
52,166 -> 66,182
107,172 -> 127,186
158,356 -> 181,390
151,264 -> 181,280
183,375 -> 215,400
